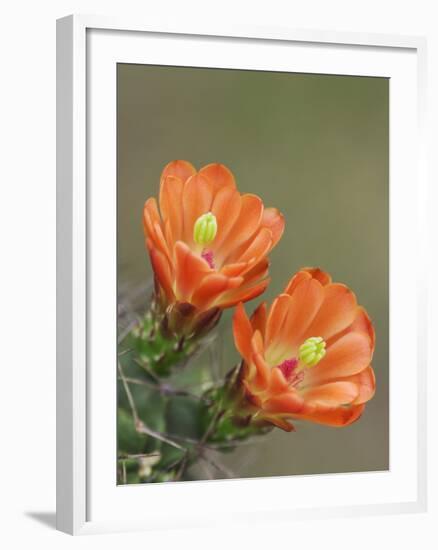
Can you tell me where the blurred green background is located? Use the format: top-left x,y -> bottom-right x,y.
117,64 -> 389,477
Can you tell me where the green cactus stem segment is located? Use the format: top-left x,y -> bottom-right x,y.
124,296 -> 222,378
193,212 -> 218,246
129,312 -> 197,377
298,336 -> 326,368
200,366 -> 274,445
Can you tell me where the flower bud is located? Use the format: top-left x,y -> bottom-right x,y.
193,212 -> 217,245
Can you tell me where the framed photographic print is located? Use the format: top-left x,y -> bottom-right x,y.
56,15 -> 427,535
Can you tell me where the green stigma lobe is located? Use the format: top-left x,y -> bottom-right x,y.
298,336 -> 326,368
193,212 -> 218,246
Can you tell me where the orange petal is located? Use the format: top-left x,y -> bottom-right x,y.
261,415 -> 295,432
251,330 -> 265,356
250,302 -> 267,338
191,273 -> 243,309
293,403 -> 365,427
252,351 -> 271,389
210,187 -> 242,252
269,367 -> 289,394
224,258 -> 270,305
265,294 -> 291,349
232,302 -> 254,364
143,200 -> 171,262
160,160 -> 196,185
163,219 -> 173,247
283,271 -> 312,295
241,257 -> 270,284
347,366 -> 376,405
143,198 -> 161,240
219,278 -> 269,309
285,268 -> 332,292
326,305 -> 376,352
303,283 -> 358,341
306,332 -> 373,385
174,241 -> 211,301
147,243 -> 175,301
260,207 -> 285,248
182,173 -> 215,245
153,222 -> 172,263
220,262 -> 248,277
198,163 -> 236,192
351,307 -> 375,352
267,277 -> 324,362
159,175 -> 184,243
301,267 -> 332,286
217,194 -> 263,261
301,381 -> 359,407
235,228 -> 273,265
263,391 -> 305,414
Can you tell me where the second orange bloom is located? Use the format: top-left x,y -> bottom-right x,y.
233,268 -> 376,431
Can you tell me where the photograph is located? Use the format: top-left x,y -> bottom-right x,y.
116,63 -> 389,485
1,0 -> 431,544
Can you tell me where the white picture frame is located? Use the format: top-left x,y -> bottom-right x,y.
56,14 -> 428,535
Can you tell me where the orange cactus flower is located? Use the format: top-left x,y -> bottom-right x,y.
233,268 -> 376,431
143,160 -> 284,314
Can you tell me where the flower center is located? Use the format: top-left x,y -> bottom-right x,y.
277,357 -> 304,387
193,212 -> 217,246
201,248 -> 215,269
275,337 -> 326,387
278,358 -> 298,379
